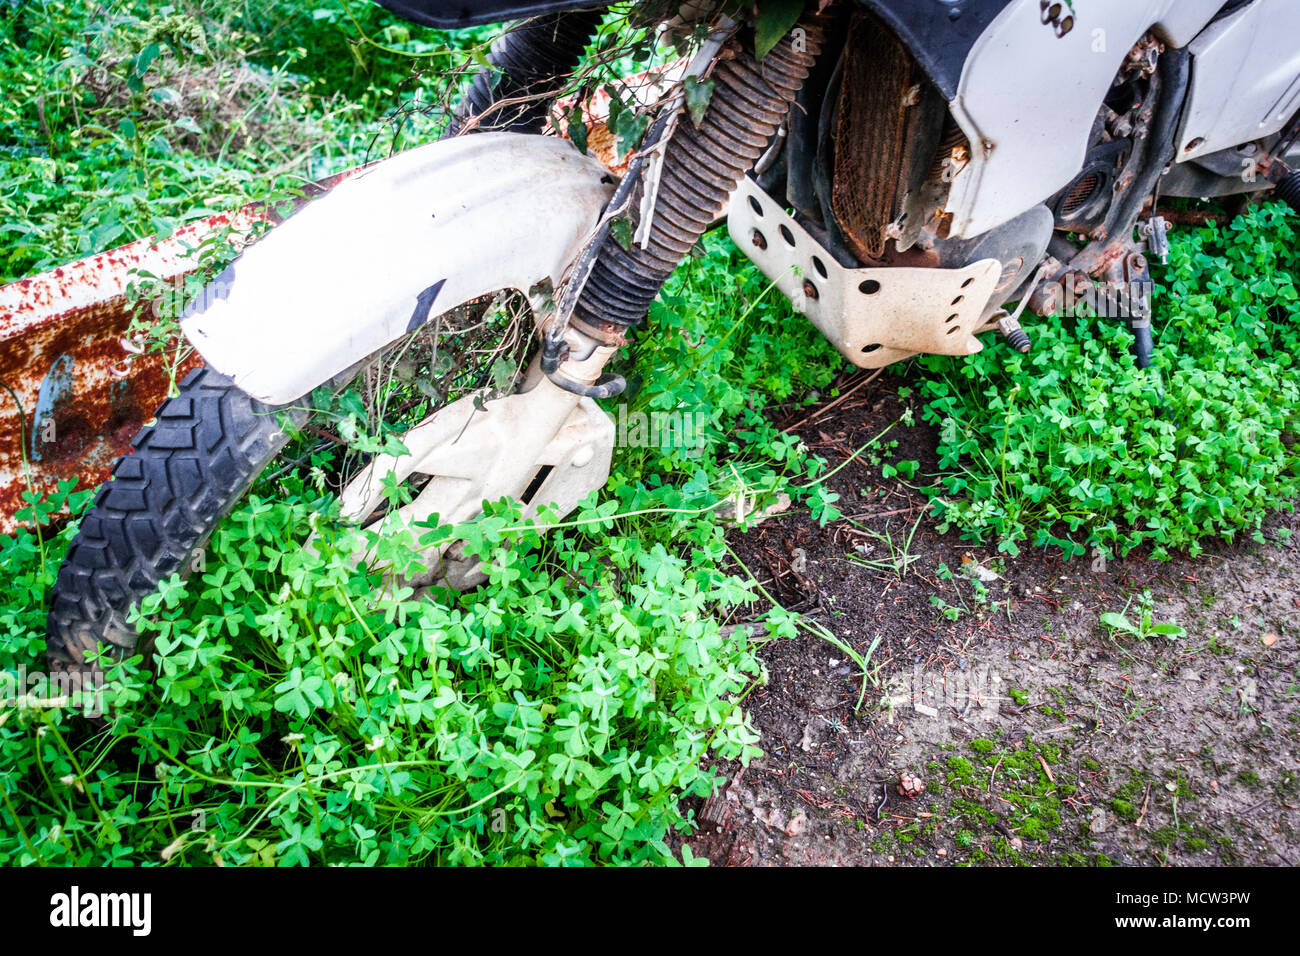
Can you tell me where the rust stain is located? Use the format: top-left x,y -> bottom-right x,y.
554,60 -> 685,176
0,168 -> 361,534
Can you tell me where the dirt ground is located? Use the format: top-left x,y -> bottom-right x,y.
685,373 -> 1300,866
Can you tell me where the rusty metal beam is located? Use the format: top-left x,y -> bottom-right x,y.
0,170 -> 360,534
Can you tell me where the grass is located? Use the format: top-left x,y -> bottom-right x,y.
0,0 -> 486,285
0,1 -> 852,867
845,510 -> 926,581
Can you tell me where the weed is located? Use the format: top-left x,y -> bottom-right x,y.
845,509 -> 925,581
917,202 -> 1300,560
1100,589 -> 1186,641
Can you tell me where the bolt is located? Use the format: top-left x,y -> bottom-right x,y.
751,229 -> 767,250
802,279 -> 819,301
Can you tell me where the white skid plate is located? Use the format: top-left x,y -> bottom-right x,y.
726,177 -> 1001,369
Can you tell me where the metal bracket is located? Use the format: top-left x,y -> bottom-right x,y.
1137,215 -> 1170,264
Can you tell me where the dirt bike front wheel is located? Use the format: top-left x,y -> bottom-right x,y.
43,285 -> 535,675
45,290 -> 604,678
44,365 -> 299,676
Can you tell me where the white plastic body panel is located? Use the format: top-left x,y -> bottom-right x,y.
946,0 -> 1223,238
1176,0 -> 1300,162
181,133 -> 614,405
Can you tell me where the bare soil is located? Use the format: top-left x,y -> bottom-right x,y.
686,373 -> 1300,866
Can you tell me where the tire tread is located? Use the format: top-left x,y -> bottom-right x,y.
46,366 -> 290,666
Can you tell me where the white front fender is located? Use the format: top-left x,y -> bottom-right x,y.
181,133 -> 615,405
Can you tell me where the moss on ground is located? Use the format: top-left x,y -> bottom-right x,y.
902,738 -> 1112,865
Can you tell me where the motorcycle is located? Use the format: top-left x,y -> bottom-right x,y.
45,0 -> 1300,676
